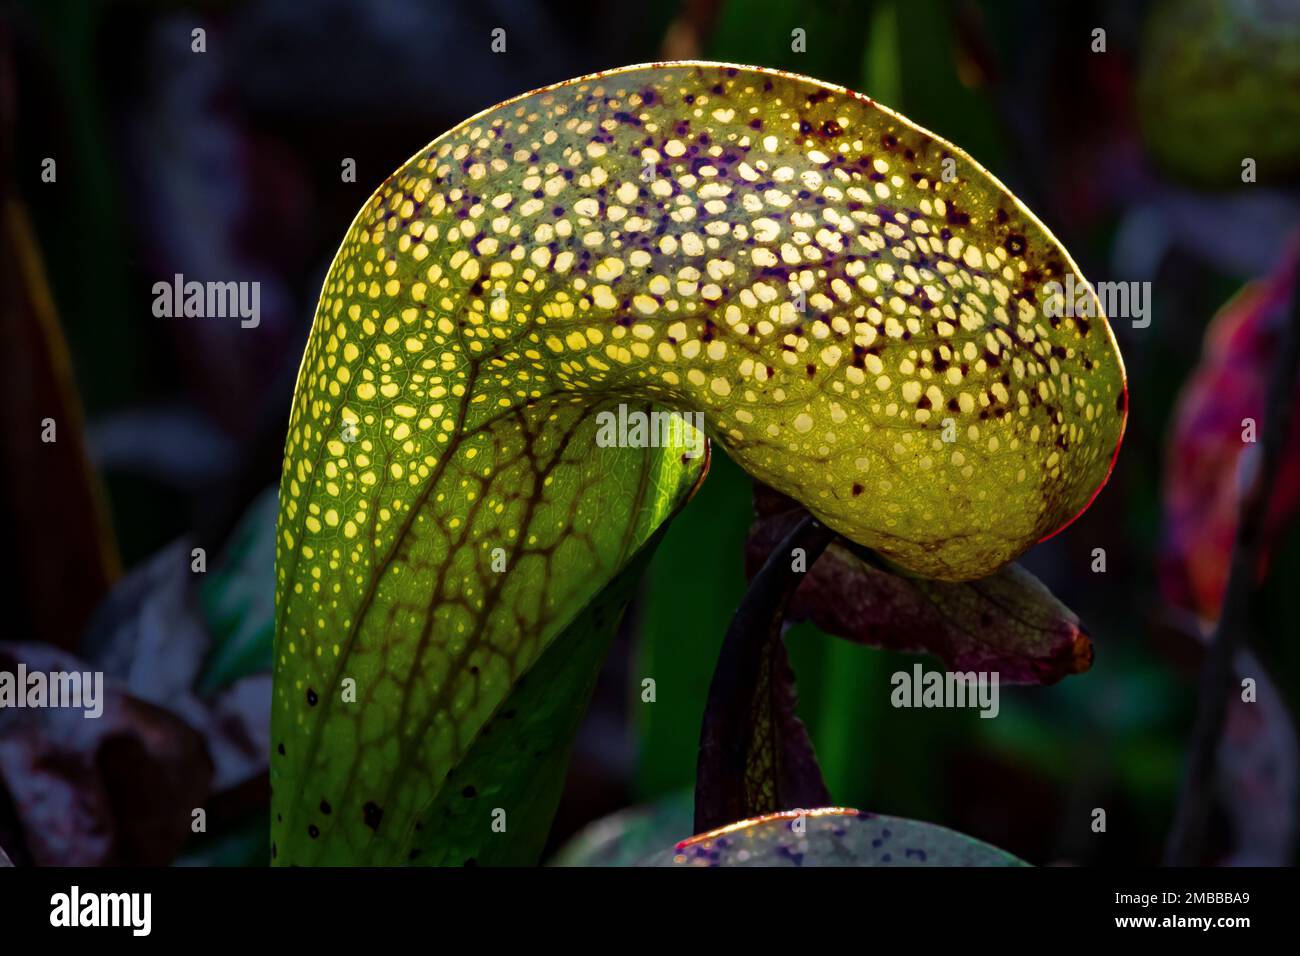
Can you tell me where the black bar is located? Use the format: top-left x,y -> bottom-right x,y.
1,866 -> 1292,941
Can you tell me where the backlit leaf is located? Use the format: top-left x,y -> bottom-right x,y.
273,397 -> 703,865
272,62 -> 1125,864
404,521 -> 678,866
644,807 -> 1027,866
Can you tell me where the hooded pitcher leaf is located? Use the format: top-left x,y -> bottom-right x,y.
272,62 -> 1125,864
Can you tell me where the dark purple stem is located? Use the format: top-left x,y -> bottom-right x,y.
694,513 -> 835,833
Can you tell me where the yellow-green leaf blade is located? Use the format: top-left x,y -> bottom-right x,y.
272,61 -> 1126,864
272,395 -> 704,864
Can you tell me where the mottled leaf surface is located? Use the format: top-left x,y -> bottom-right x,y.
645,807 -> 1027,866
273,62 -> 1124,863
273,393 -> 702,864
405,522 -> 676,866
748,485 -> 1091,683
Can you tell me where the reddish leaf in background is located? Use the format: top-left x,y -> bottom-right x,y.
746,485 -> 1092,686
1161,241 -> 1300,621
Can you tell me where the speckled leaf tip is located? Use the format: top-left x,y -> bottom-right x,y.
271,62 -> 1125,865
645,808 -> 1028,867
